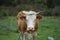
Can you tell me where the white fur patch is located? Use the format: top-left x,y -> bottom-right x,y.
22,11 -> 37,30
26,14 -> 36,30
23,11 -> 37,15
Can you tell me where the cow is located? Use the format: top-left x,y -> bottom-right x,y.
17,11 -> 43,40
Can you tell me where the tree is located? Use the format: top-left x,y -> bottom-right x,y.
46,0 -> 55,8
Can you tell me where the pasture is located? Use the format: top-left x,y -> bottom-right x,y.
0,16 -> 60,40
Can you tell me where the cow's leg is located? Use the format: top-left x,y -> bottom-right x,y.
20,32 -> 22,40
33,31 -> 37,40
20,32 -> 25,40
23,33 -> 26,40
24,32 -> 28,40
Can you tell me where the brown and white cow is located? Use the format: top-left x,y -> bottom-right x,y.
17,11 -> 43,40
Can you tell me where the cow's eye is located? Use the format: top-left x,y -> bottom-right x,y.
23,16 -> 26,19
20,16 -> 26,19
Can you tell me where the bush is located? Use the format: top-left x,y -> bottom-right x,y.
52,6 -> 60,16
40,9 -> 52,16
0,7 -> 18,17
0,9 -> 12,17
16,4 -> 25,11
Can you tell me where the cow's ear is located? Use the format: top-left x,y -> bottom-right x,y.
17,11 -> 26,20
36,15 -> 43,20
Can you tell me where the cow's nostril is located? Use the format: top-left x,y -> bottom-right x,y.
32,28 -> 34,30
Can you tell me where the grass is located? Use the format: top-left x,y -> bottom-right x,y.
0,16 -> 60,40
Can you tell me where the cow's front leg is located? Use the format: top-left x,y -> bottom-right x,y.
33,31 -> 37,40
20,32 -> 25,40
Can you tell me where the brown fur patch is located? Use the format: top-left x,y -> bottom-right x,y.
36,15 -> 43,20
17,11 -> 27,32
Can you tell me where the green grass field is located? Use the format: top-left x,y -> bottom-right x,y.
0,16 -> 60,40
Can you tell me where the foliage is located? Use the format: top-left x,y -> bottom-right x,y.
16,4 -> 26,11
55,0 -> 60,5
0,9 -> 11,17
0,0 -> 56,7
52,6 -> 60,16
0,7 -> 18,17
0,0 -> 60,17
0,9 -> 10,16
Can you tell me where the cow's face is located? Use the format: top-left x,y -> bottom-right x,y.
21,11 -> 42,31
26,14 -> 36,31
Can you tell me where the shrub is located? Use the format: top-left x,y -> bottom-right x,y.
0,9 -> 12,17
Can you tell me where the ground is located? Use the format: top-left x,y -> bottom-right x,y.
0,16 -> 60,40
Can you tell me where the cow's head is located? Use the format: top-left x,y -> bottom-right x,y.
17,11 -> 43,32
23,11 -> 42,31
